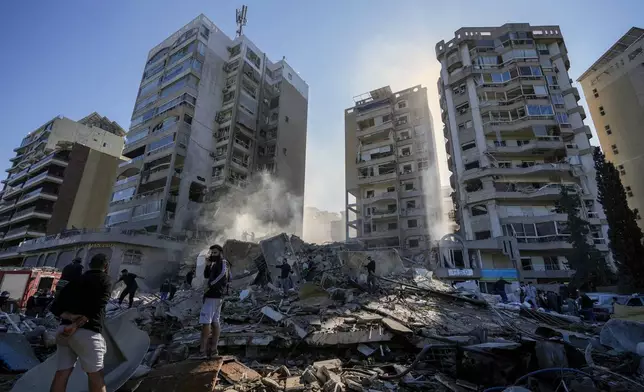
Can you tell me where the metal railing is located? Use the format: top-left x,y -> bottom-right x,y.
119,156 -> 144,167
19,227 -> 179,247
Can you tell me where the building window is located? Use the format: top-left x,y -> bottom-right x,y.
521,257 -> 533,271
387,186 -> 395,192
475,231 -> 491,240
497,161 -> 512,168
409,239 -> 419,248
592,88 -> 599,98
618,164 -> 626,176
401,147 -> 411,156
611,144 -> 619,154
599,106 -> 606,116
458,120 -> 473,131
493,140 -> 507,147
365,190 -> 374,198
626,186 -> 634,197
544,256 -> 560,270
397,101 -> 407,109
461,141 -> 476,151
408,219 -> 418,228
382,114 -> 392,123
288,73 -> 292,80
455,102 -> 470,115
285,116 -> 289,123
404,183 -> 414,191
464,161 -> 480,170
406,200 -> 416,209
122,250 -> 143,265
388,222 -> 397,230
183,114 -> 193,124
605,125 -> 612,135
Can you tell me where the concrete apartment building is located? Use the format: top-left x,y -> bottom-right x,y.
109,14 -> 308,236
345,85 -> 442,259
0,113 -> 125,265
578,27 -> 644,227
436,24 -> 610,290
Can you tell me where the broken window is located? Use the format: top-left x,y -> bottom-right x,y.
358,118 -> 375,130
402,164 -> 412,174
461,141 -> 476,151
475,231 -> 491,240
409,239 -> 419,248
401,147 -> 411,156
408,219 -> 418,228
404,183 -> 414,191
544,256 -> 560,270
123,250 -> 143,265
406,200 -> 416,209
183,114 -> 193,125
471,205 -> 488,216
382,114 -> 392,123
388,222 -> 397,230
464,161 -> 479,170
366,190 -> 374,198
387,186 -> 395,192
521,257 -> 533,271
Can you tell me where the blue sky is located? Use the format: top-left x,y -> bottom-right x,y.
1,0 -> 642,213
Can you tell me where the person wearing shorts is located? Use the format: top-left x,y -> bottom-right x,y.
193,244 -> 229,359
49,254 -> 111,392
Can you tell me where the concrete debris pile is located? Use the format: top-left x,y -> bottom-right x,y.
5,234 -> 644,392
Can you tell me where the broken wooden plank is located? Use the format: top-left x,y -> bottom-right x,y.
220,358 -> 261,383
381,318 -> 413,334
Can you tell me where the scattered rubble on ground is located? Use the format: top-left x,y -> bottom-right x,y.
3,234 -> 644,391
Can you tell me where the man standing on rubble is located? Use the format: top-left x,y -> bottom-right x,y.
365,257 -> 376,293
49,253 -> 111,392
493,278 -> 510,303
116,269 -> 142,309
56,258 -> 84,296
277,258 -> 292,293
194,244 -> 230,359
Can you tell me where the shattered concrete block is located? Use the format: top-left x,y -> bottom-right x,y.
343,379 -> 364,392
314,359 -> 342,372
285,376 -> 306,392
300,367 -> 318,384
220,359 -> 261,383
535,341 -> 568,369
322,369 -> 345,392
356,314 -> 382,324
262,377 -> 282,391
381,318 -> 412,335
600,319 -> 644,354
307,328 -> 393,346
261,306 -> 285,322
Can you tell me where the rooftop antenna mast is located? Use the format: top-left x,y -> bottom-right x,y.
235,5 -> 248,38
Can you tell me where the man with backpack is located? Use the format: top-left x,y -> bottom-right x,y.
193,244 -> 230,359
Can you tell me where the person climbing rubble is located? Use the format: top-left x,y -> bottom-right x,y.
115,269 -> 143,309
365,257 -> 376,293
493,278 -> 510,303
49,253 -> 111,392
193,244 -> 230,360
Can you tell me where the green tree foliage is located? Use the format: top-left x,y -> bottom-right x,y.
556,185 -> 612,288
594,147 -> 644,291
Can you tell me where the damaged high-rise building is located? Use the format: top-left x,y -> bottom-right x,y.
436,24 -> 610,289
345,85 -> 442,259
107,14 -> 308,236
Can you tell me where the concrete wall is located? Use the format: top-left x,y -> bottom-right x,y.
68,149 -> 121,230
48,117 -> 124,159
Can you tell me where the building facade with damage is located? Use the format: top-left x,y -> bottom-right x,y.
436,24 -> 610,290
577,27 -> 644,230
0,113 -> 125,265
345,85 -> 442,259
109,14 -> 308,237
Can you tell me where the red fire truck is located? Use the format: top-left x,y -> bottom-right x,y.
0,267 -> 61,310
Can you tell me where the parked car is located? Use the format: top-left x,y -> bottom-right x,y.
618,295 -> 644,307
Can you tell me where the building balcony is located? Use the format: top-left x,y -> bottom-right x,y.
0,246 -> 19,260
466,185 -> 563,205
483,117 -> 557,134
119,155 -> 145,168
356,153 -> 396,169
500,213 -> 567,225
401,189 -> 424,198
232,138 -> 251,154
131,210 -> 161,222
486,138 -> 564,155
356,121 -> 394,139
446,54 -> 463,72
145,143 -> 175,160
360,229 -> 400,239
16,188 -> 58,208
519,268 -> 574,280
3,224 -> 46,241
0,200 -> 15,214
362,191 -> 397,204
369,209 -> 398,220
140,166 -> 170,185
516,236 -> 571,251
29,152 -> 68,173
211,175 -> 225,187
6,168 -> 30,186
9,207 -> 53,225
230,156 -> 250,172
401,207 -> 426,217
355,104 -> 392,122
22,170 -> 64,192
462,163 -> 571,182
403,226 -> 429,237
114,175 -> 140,188
357,171 -> 396,185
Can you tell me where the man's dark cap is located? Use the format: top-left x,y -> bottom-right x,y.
121,269 -> 128,273
72,258 -> 82,264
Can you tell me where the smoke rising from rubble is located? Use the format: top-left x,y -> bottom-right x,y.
199,172 -> 303,243
422,162 -> 448,243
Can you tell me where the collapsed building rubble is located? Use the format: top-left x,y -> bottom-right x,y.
3,234 -> 644,391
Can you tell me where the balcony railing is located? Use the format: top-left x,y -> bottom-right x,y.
146,143 -> 174,158
115,175 -> 140,186
233,138 -> 251,150
12,206 -> 52,219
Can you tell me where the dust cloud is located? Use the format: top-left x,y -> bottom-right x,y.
198,171 -> 303,244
